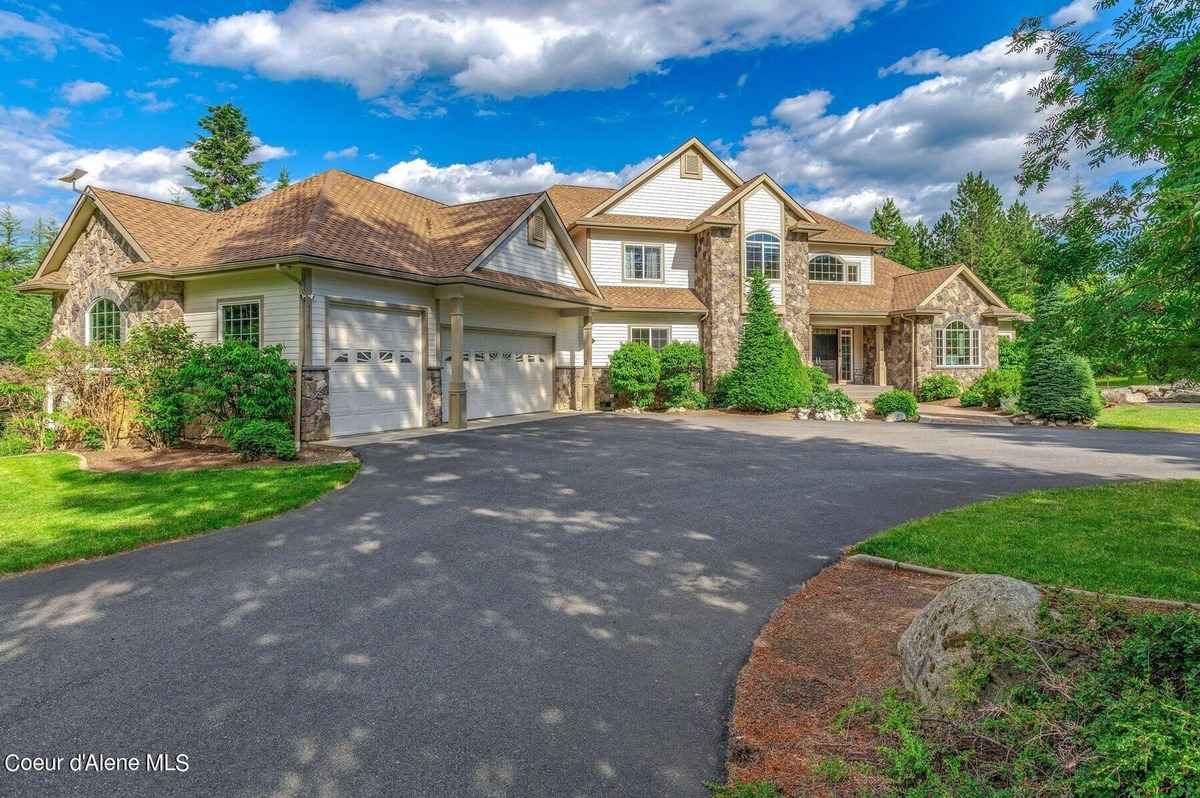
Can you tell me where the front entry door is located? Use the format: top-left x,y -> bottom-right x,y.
812,330 -> 838,381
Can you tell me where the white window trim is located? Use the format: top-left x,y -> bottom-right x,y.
807,254 -> 862,284
84,297 -> 123,345
628,325 -> 671,350
745,231 -> 782,282
935,322 -> 981,367
622,242 -> 666,283
217,296 -> 265,347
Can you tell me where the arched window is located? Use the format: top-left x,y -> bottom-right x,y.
745,233 -> 780,280
936,320 -> 980,367
87,299 -> 122,345
808,254 -> 859,283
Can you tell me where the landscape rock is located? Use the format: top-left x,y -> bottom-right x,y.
793,408 -> 811,421
899,575 -> 1042,712
884,411 -> 907,423
614,407 -> 642,415
1120,391 -> 1149,404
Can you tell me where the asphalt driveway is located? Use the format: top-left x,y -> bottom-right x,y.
2,414 -> 1198,798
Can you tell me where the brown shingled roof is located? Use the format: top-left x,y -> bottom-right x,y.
601,286 -> 706,311
808,256 -> 912,314
804,208 -> 891,247
891,265 -> 960,310
546,185 -> 616,226
576,213 -> 694,230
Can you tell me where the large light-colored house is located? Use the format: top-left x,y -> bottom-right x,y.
19,138 -> 1022,439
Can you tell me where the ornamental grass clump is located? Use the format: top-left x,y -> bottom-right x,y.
723,273 -> 812,412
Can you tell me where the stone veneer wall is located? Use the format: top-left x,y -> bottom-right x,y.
425,368 -> 443,427
696,226 -> 742,389
862,326 -> 878,385
781,219 -> 811,361
50,213 -> 183,343
885,317 -> 916,391
593,367 -> 613,409
917,277 -> 1000,389
554,367 -> 579,411
300,367 -> 331,441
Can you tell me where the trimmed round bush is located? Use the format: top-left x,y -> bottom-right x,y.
222,418 -> 297,461
960,388 -> 985,407
973,368 -> 1022,408
874,388 -> 919,419
725,274 -> 812,411
609,342 -> 661,408
807,387 -> 857,415
658,341 -> 706,408
919,374 -> 962,401
1020,346 -> 1103,421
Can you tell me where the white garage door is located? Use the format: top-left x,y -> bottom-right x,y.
441,329 -> 554,421
328,304 -> 423,436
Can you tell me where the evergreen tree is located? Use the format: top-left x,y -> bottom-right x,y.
888,223 -> 923,270
870,198 -> 923,269
0,208 -> 22,268
725,273 -> 812,411
928,213 -> 956,268
912,219 -> 934,270
28,218 -> 58,265
274,167 -> 290,191
185,104 -> 264,210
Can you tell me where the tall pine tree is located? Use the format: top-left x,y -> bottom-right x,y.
274,167 -> 290,191
185,104 -> 264,210
870,198 -> 923,269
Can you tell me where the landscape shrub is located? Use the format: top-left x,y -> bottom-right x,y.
174,341 -> 295,429
0,368 -> 42,418
998,336 -> 1029,372
0,432 -> 31,456
23,339 -> 128,448
657,341 -> 707,408
959,388 -> 984,407
841,594 -> 1200,796
804,364 -> 829,392
115,320 -> 198,447
918,374 -> 961,401
973,368 -> 1022,408
710,371 -> 735,408
724,274 -> 812,411
221,418 -> 296,461
1021,345 -> 1103,420
806,387 -> 857,416
608,342 -> 661,408
873,389 -> 918,419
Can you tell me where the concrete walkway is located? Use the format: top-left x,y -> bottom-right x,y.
2,415 -> 1197,798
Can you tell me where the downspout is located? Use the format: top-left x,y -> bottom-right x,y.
276,264 -> 307,451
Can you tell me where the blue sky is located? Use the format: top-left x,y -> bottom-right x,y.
1,0 -> 1120,231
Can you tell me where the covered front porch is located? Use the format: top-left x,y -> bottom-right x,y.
808,316 -> 891,387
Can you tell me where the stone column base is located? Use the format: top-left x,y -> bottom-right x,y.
425,367 -> 444,427
300,367 -> 331,442
554,367 -> 579,410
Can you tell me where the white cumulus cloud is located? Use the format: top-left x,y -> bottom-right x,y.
323,145 -> 360,161
60,80 -> 111,105
1050,0 -> 1097,26
153,0 -> 892,100
0,9 -> 121,59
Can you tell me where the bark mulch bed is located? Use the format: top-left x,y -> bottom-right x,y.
80,443 -> 357,473
726,560 -> 953,796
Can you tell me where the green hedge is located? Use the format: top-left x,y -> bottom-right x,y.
874,389 -> 918,419
658,341 -> 707,408
918,374 -> 961,401
1021,346 -> 1102,420
609,342 -> 660,408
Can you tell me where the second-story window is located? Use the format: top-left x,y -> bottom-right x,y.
745,233 -> 781,280
623,243 -> 663,281
808,254 -> 859,283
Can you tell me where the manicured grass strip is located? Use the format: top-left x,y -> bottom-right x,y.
0,453 -> 359,574
854,480 -> 1200,603
1096,404 -> 1200,434
1093,372 -> 1149,388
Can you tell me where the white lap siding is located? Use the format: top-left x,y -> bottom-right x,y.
610,156 -> 736,219
588,230 -> 693,288
183,269 -> 300,361
592,313 -> 701,366
480,218 -> 581,288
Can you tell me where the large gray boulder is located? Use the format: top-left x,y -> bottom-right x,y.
898,575 -> 1041,711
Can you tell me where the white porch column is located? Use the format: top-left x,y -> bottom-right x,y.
582,311 -> 594,410
875,324 -> 887,386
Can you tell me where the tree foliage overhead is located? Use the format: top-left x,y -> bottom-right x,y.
185,104 -> 264,211
0,209 -> 54,364
1011,0 -> 1200,379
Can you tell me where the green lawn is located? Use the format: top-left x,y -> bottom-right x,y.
0,453 -> 359,574
855,480 -> 1200,602
1094,372 -> 1150,388
1096,404 -> 1200,433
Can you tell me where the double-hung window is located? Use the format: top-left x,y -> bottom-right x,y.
219,299 -> 262,347
630,326 -> 670,351
935,321 -> 980,367
745,233 -> 781,280
623,244 -> 663,281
